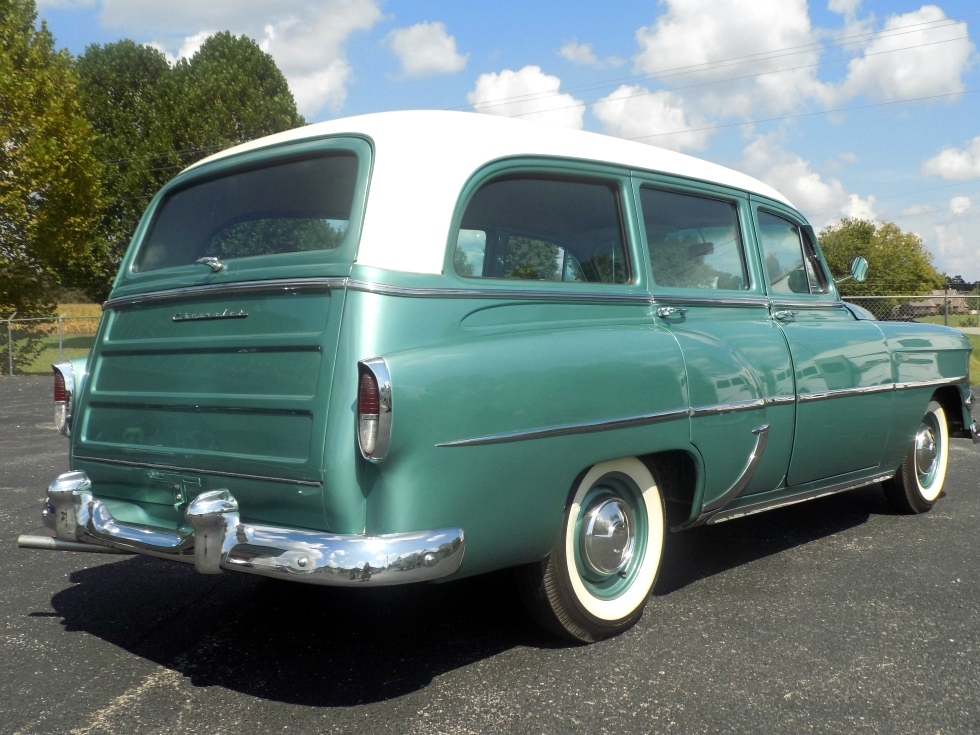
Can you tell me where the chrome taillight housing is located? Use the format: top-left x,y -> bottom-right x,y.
357,357 -> 392,463
53,361 -> 75,436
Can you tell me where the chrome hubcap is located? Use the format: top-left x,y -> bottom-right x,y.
915,425 -> 938,478
582,498 -> 635,575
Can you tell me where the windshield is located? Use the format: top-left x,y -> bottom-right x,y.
134,152 -> 358,272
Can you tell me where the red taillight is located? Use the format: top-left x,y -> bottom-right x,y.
357,359 -> 391,462
358,370 -> 380,456
54,369 -> 66,403
358,372 -> 380,416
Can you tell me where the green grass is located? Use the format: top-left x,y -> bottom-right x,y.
914,314 -> 979,328
17,333 -> 96,375
967,334 -> 980,386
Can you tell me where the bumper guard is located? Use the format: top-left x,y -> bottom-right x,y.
17,471 -> 465,586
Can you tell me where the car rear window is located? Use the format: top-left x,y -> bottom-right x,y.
134,153 -> 358,272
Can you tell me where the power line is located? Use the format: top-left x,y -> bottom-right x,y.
463,12 -> 976,114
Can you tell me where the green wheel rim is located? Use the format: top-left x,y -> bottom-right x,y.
573,472 -> 648,601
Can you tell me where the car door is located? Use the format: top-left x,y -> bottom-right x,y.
634,178 -> 796,514
751,199 -> 892,486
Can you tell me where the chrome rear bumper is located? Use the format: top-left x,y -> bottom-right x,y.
18,471 -> 465,586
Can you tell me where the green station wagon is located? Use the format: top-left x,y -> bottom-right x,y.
19,111 -> 978,642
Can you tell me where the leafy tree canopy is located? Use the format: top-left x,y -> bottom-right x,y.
74,40 -> 178,297
0,0 -> 101,321
818,218 -> 942,296
74,32 -> 305,300
175,32 -> 305,161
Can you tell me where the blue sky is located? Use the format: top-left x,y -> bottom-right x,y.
37,0 -> 980,280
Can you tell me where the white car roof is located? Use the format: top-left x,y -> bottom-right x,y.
191,110 -> 793,275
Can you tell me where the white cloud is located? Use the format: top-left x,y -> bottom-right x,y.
931,222 -> 980,277
836,6 -> 973,103
560,40 -> 598,65
467,66 -> 584,129
922,137 -> 980,180
741,134 -> 876,224
632,0 -> 830,118
559,39 -> 624,68
950,196 -> 971,214
827,0 -> 861,19
592,86 -> 711,152
385,21 -> 467,77
98,0 -> 383,119
146,30 -> 211,65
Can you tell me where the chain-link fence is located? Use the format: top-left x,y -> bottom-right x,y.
843,293 -> 980,328
1,313 -> 103,376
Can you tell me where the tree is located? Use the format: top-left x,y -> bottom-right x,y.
818,218 -> 942,296
0,0 -> 101,370
73,32 -> 305,299
75,41 -> 180,299
175,32 -> 305,167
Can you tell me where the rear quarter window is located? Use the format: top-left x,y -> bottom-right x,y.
453,176 -> 630,284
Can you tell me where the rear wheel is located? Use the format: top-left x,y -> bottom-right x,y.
517,457 -> 665,643
883,400 -> 948,514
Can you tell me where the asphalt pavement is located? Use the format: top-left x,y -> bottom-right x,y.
1,376 -> 978,735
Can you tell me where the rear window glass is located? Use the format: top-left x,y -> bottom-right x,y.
135,153 -> 357,272
454,176 -> 629,284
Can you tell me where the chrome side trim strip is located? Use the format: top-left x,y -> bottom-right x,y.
798,376 -> 969,403
707,472 -> 895,525
765,395 -> 796,406
72,455 -> 322,487
104,277 -> 348,310
701,424 -> 769,515
347,279 -> 652,304
350,280 -> 775,307
439,396 -> 773,448
690,398 -> 766,417
675,424 -> 771,530
769,299 -> 846,310
798,384 -> 894,402
894,375 -> 969,391
436,408 -> 690,448
653,295 -> 771,308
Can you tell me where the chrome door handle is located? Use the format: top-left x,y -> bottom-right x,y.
656,306 -> 688,318
772,310 -> 797,321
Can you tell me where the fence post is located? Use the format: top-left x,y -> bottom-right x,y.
58,314 -> 65,361
943,284 -> 949,327
7,312 -> 16,376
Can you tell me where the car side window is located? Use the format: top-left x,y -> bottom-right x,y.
639,187 -> 748,291
757,210 -> 829,295
454,176 -> 629,283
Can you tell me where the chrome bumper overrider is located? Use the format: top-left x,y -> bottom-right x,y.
17,471 -> 465,586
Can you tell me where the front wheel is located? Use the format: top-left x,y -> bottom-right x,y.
517,457 -> 666,643
883,400 -> 949,514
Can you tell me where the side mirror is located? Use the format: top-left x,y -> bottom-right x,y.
835,255 -> 868,285
849,256 -> 868,282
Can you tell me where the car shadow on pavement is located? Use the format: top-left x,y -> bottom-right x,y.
42,484 -> 887,707
654,483 -> 884,595
45,557 -> 549,706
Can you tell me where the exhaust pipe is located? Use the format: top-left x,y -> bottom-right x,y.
17,534 -> 132,554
